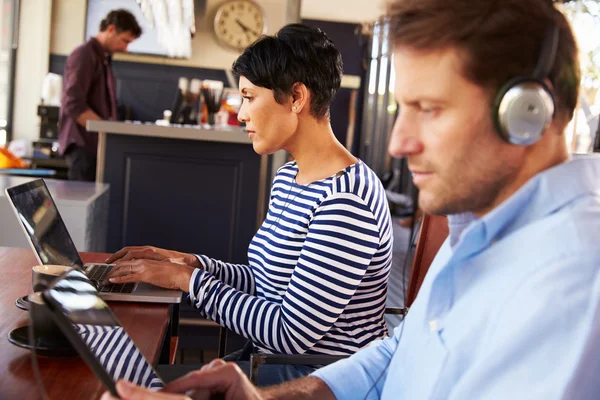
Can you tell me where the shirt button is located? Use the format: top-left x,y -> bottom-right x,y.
429,320 -> 439,332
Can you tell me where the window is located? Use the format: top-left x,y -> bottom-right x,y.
561,0 -> 600,153
0,0 -> 18,147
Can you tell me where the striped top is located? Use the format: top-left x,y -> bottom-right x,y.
189,160 -> 393,355
77,324 -> 163,390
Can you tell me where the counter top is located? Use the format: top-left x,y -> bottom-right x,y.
87,120 -> 251,145
0,175 -> 109,206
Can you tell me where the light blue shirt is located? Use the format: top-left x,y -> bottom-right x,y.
313,155 -> 600,399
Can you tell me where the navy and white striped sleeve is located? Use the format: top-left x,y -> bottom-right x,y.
188,192 -> 381,354
192,255 -> 256,295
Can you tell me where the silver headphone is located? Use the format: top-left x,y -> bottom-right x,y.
492,25 -> 559,146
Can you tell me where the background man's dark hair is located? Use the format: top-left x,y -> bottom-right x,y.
232,23 -> 343,120
386,0 -> 580,125
100,9 -> 142,38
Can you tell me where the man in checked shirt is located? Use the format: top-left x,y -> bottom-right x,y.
58,9 -> 141,181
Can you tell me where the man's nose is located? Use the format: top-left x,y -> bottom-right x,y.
388,117 -> 424,158
389,136 -> 424,158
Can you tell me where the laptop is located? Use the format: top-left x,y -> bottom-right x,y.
6,178 -> 181,304
41,268 -> 164,395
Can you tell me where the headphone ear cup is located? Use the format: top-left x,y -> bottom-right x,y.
493,78 -> 555,146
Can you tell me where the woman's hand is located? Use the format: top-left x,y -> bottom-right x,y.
105,246 -> 201,269
100,359 -> 264,400
105,259 -> 196,292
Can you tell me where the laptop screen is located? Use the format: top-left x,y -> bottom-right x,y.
44,269 -> 164,391
6,179 -> 84,267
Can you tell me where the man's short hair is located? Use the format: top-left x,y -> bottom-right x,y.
232,23 -> 343,120
100,9 -> 142,38
386,0 -> 580,124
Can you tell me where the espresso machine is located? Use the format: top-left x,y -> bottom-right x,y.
33,105 -> 60,158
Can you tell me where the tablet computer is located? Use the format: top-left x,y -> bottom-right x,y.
41,269 -> 164,396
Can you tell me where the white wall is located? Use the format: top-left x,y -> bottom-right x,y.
51,0 -> 289,69
301,0 -> 384,23
13,0 -> 53,142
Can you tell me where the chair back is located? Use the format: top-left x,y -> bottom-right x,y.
405,214 -> 449,307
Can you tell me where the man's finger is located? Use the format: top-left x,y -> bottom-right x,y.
116,380 -> 191,400
100,391 -> 118,400
163,363 -> 244,394
206,359 -> 227,369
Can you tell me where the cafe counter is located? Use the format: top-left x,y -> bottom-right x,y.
87,121 -> 279,264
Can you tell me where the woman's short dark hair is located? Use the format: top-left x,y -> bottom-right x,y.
100,9 -> 142,38
232,23 -> 343,120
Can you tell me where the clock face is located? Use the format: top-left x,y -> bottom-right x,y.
214,0 -> 267,50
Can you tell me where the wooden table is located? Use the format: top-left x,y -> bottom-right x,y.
0,247 -> 172,399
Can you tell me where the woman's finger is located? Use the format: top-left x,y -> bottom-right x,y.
108,273 -> 140,284
105,247 -> 138,263
119,248 -> 165,262
106,264 -> 133,278
105,263 -> 143,283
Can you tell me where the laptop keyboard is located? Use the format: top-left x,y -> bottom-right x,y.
86,264 -> 135,294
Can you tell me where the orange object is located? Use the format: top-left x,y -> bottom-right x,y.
0,147 -> 27,169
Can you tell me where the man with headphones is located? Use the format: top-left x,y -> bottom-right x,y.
103,0 -> 600,399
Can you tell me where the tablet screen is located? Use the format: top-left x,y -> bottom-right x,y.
44,270 -> 164,391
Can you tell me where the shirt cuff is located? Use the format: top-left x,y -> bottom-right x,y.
311,340 -> 391,400
312,357 -> 369,400
188,268 -> 205,305
194,254 -> 214,274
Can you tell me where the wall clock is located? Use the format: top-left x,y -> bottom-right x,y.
214,0 -> 267,50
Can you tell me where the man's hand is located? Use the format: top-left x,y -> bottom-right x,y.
76,108 -> 102,128
165,360 -> 264,400
105,259 -> 195,292
106,245 -> 201,268
100,380 -> 191,400
100,360 -> 264,400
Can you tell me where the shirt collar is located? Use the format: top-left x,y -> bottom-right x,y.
448,154 -> 600,252
89,37 -> 111,62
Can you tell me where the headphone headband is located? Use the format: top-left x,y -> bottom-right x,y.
533,25 -> 559,81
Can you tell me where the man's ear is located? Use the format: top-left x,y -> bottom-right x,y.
290,82 -> 309,113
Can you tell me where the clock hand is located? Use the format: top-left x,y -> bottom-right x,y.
235,19 -> 260,37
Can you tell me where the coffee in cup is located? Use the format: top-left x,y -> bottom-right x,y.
32,265 -> 72,292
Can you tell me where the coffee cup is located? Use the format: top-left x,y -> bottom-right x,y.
28,292 -> 65,338
32,265 -> 72,292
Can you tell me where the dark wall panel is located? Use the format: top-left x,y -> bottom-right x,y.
104,134 -> 261,263
301,19 -> 364,77
49,54 -> 227,123
301,20 -> 367,150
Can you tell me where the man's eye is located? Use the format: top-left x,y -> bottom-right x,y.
420,106 -> 440,116
243,96 -> 253,102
